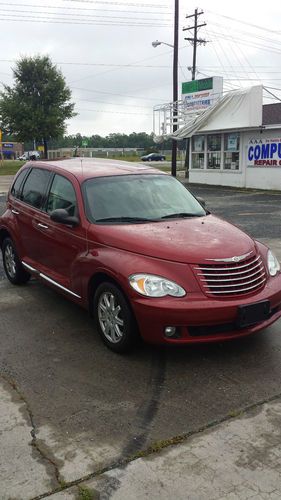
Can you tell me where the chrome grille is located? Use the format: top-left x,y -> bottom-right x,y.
194,254 -> 266,297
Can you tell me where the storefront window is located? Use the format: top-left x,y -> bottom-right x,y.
191,135 -> 205,169
224,133 -> 240,170
193,136 -> 204,152
207,134 -> 221,169
192,153 -> 205,169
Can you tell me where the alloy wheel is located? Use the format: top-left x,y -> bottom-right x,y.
4,243 -> 17,279
98,291 -> 124,344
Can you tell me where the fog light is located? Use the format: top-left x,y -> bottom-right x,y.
165,326 -> 176,337
164,326 -> 181,339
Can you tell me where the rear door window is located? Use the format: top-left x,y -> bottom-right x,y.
21,168 -> 52,209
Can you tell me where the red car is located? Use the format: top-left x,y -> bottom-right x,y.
1,159 -> 281,353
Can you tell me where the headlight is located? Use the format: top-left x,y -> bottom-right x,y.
267,250 -> 280,277
129,274 -> 186,297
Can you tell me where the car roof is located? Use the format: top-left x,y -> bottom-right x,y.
25,157 -> 167,181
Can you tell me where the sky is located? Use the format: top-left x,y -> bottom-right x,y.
0,0 -> 281,137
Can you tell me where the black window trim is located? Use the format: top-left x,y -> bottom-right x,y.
10,167 -> 31,199
43,172 -> 79,218
19,167 -> 54,212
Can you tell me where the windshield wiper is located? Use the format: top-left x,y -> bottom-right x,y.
95,216 -> 154,223
161,212 -> 204,219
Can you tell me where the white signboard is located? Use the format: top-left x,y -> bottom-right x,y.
247,137 -> 281,167
181,76 -> 223,111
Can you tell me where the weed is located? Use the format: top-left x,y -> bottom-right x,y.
77,485 -> 97,500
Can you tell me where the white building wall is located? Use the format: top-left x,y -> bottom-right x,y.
189,169 -> 245,187
244,128 -> 281,190
189,128 -> 281,190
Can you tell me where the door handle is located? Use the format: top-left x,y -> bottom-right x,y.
12,209 -> 20,215
37,223 -> 49,229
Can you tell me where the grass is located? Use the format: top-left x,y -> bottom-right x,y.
0,160 -> 24,175
0,156 -> 184,176
77,485 -> 96,500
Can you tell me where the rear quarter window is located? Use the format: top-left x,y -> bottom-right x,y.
10,169 -> 30,199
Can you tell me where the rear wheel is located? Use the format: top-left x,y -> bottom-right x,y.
93,282 -> 139,353
2,238 -> 30,285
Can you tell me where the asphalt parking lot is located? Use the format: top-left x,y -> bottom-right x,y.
1,183 -> 281,499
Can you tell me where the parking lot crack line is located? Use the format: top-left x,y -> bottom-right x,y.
29,388 -> 281,500
0,373 -> 62,489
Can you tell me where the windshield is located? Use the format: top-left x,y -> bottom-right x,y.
83,174 -> 206,223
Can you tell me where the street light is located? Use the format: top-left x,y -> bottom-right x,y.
152,0 -> 179,178
152,40 -> 174,49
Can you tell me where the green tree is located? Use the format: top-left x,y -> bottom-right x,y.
0,55 -> 76,158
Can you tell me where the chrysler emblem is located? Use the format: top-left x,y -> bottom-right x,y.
232,256 -> 240,262
206,251 -> 253,263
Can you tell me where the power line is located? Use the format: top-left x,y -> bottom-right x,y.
213,32 -> 243,87
76,107 -> 150,116
68,44 -> 175,84
0,13 -> 171,26
205,28 -> 233,84
209,22 -> 281,51
263,87 -> 281,103
0,7 -> 171,22
72,86 -> 168,101
223,27 -> 259,84
0,1 -> 172,15
207,29 -> 281,56
264,86 -> 281,92
200,68 -> 281,73
63,0 -> 171,8
201,66 -> 281,68
76,97 -> 152,108
207,10 -> 281,36
0,60 -> 171,69
224,78 -> 281,81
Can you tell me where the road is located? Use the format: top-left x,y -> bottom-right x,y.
1,185 -> 281,499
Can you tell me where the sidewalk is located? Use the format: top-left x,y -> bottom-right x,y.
48,397 -> 281,499
0,175 -> 13,195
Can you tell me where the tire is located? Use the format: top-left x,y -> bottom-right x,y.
2,238 -> 30,285
93,282 -> 139,353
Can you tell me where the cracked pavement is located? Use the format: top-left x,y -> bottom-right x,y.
1,183 -> 281,499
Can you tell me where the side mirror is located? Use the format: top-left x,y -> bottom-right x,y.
50,208 -> 79,227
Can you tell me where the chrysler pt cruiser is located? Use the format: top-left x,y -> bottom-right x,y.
1,158 -> 281,353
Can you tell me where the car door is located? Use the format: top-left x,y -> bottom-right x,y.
11,167 -> 53,266
33,172 -> 88,296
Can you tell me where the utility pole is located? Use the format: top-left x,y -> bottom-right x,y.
183,9 -> 207,178
171,0 -> 179,177
183,9 -> 207,80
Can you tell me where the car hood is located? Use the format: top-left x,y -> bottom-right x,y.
90,214 -> 256,264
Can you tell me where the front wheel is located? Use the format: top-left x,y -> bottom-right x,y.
93,282 -> 139,353
2,238 -> 30,285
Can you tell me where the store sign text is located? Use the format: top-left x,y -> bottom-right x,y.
247,139 -> 281,167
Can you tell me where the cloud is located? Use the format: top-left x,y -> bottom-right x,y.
1,0 -> 281,136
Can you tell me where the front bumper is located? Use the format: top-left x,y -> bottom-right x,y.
131,274 -> 281,344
